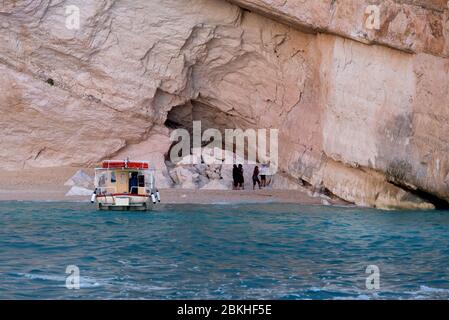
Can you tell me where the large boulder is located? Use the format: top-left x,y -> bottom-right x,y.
64,170 -> 93,189
169,166 -> 198,189
65,186 -> 94,197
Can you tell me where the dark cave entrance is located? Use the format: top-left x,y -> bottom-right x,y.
163,100 -> 259,163
164,100 -> 243,136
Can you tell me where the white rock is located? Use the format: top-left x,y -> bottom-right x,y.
65,186 -> 94,197
64,170 -> 93,188
193,164 -> 207,175
169,166 -> 198,189
197,175 -> 210,189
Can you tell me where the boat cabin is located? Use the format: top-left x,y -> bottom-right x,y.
94,160 -> 155,197
93,160 -> 159,211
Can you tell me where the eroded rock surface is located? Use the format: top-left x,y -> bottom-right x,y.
228,0 -> 449,58
1,0 -> 449,209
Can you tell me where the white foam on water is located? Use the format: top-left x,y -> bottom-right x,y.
417,285 -> 449,293
122,283 -> 171,292
333,294 -> 374,300
79,278 -> 102,288
19,273 -> 65,282
17,273 -> 103,288
400,285 -> 449,299
307,284 -> 380,300
19,271 -> 171,292
355,294 -> 371,300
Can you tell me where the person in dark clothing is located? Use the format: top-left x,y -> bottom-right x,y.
129,172 -> 138,194
232,164 -> 239,190
252,166 -> 261,190
238,164 -> 244,190
260,174 -> 266,187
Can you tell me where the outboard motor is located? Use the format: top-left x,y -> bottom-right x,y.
151,193 -> 157,204
91,188 -> 97,204
156,190 -> 161,202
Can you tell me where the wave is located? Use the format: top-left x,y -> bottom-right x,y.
405,285 -> 449,295
17,273 -> 102,288
16,272 -> 172,292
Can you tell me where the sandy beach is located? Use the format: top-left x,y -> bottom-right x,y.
0,167 -> 346,205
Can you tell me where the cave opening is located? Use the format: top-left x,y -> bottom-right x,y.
163,100 -> 261,164
164,100 -> 243,136
387,179 -> 449,210
409,188 -> 449,210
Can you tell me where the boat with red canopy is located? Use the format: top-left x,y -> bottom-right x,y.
91,159 -> 160,211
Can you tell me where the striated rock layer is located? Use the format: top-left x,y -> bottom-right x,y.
0,0 -> 448,209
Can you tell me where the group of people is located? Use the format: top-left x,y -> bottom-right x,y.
232,164 -> 269,190
232,164 -> 245,190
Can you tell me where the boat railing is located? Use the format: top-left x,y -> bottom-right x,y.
129,186 -> 140,194
96,186 -> 150,196
95,186 -> 117,195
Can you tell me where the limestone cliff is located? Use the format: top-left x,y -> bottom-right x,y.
1,0 -> 448,209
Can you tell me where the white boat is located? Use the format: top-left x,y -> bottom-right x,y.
91,159 -> 160,211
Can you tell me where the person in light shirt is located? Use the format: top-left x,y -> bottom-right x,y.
260,163 -> 269,188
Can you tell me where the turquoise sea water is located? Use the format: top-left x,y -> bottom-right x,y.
1,201 -> 449,300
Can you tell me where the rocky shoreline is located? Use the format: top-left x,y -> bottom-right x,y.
0,167 -> 346,206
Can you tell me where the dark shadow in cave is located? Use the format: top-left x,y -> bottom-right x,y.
408,189 -> 449,210
164,100 -> 245,135
163,100 -> 255,163
387,179 -> 449,210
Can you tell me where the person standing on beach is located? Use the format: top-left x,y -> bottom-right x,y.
232,164 -> 239,190
252,166 -> 261,190
238,164 -> 244,190
260,163 -> 268,188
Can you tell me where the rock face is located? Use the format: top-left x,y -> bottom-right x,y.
228,0 -> 449,58
1,0 -> 448,209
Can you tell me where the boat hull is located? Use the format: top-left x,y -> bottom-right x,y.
96,195 -> 153,211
